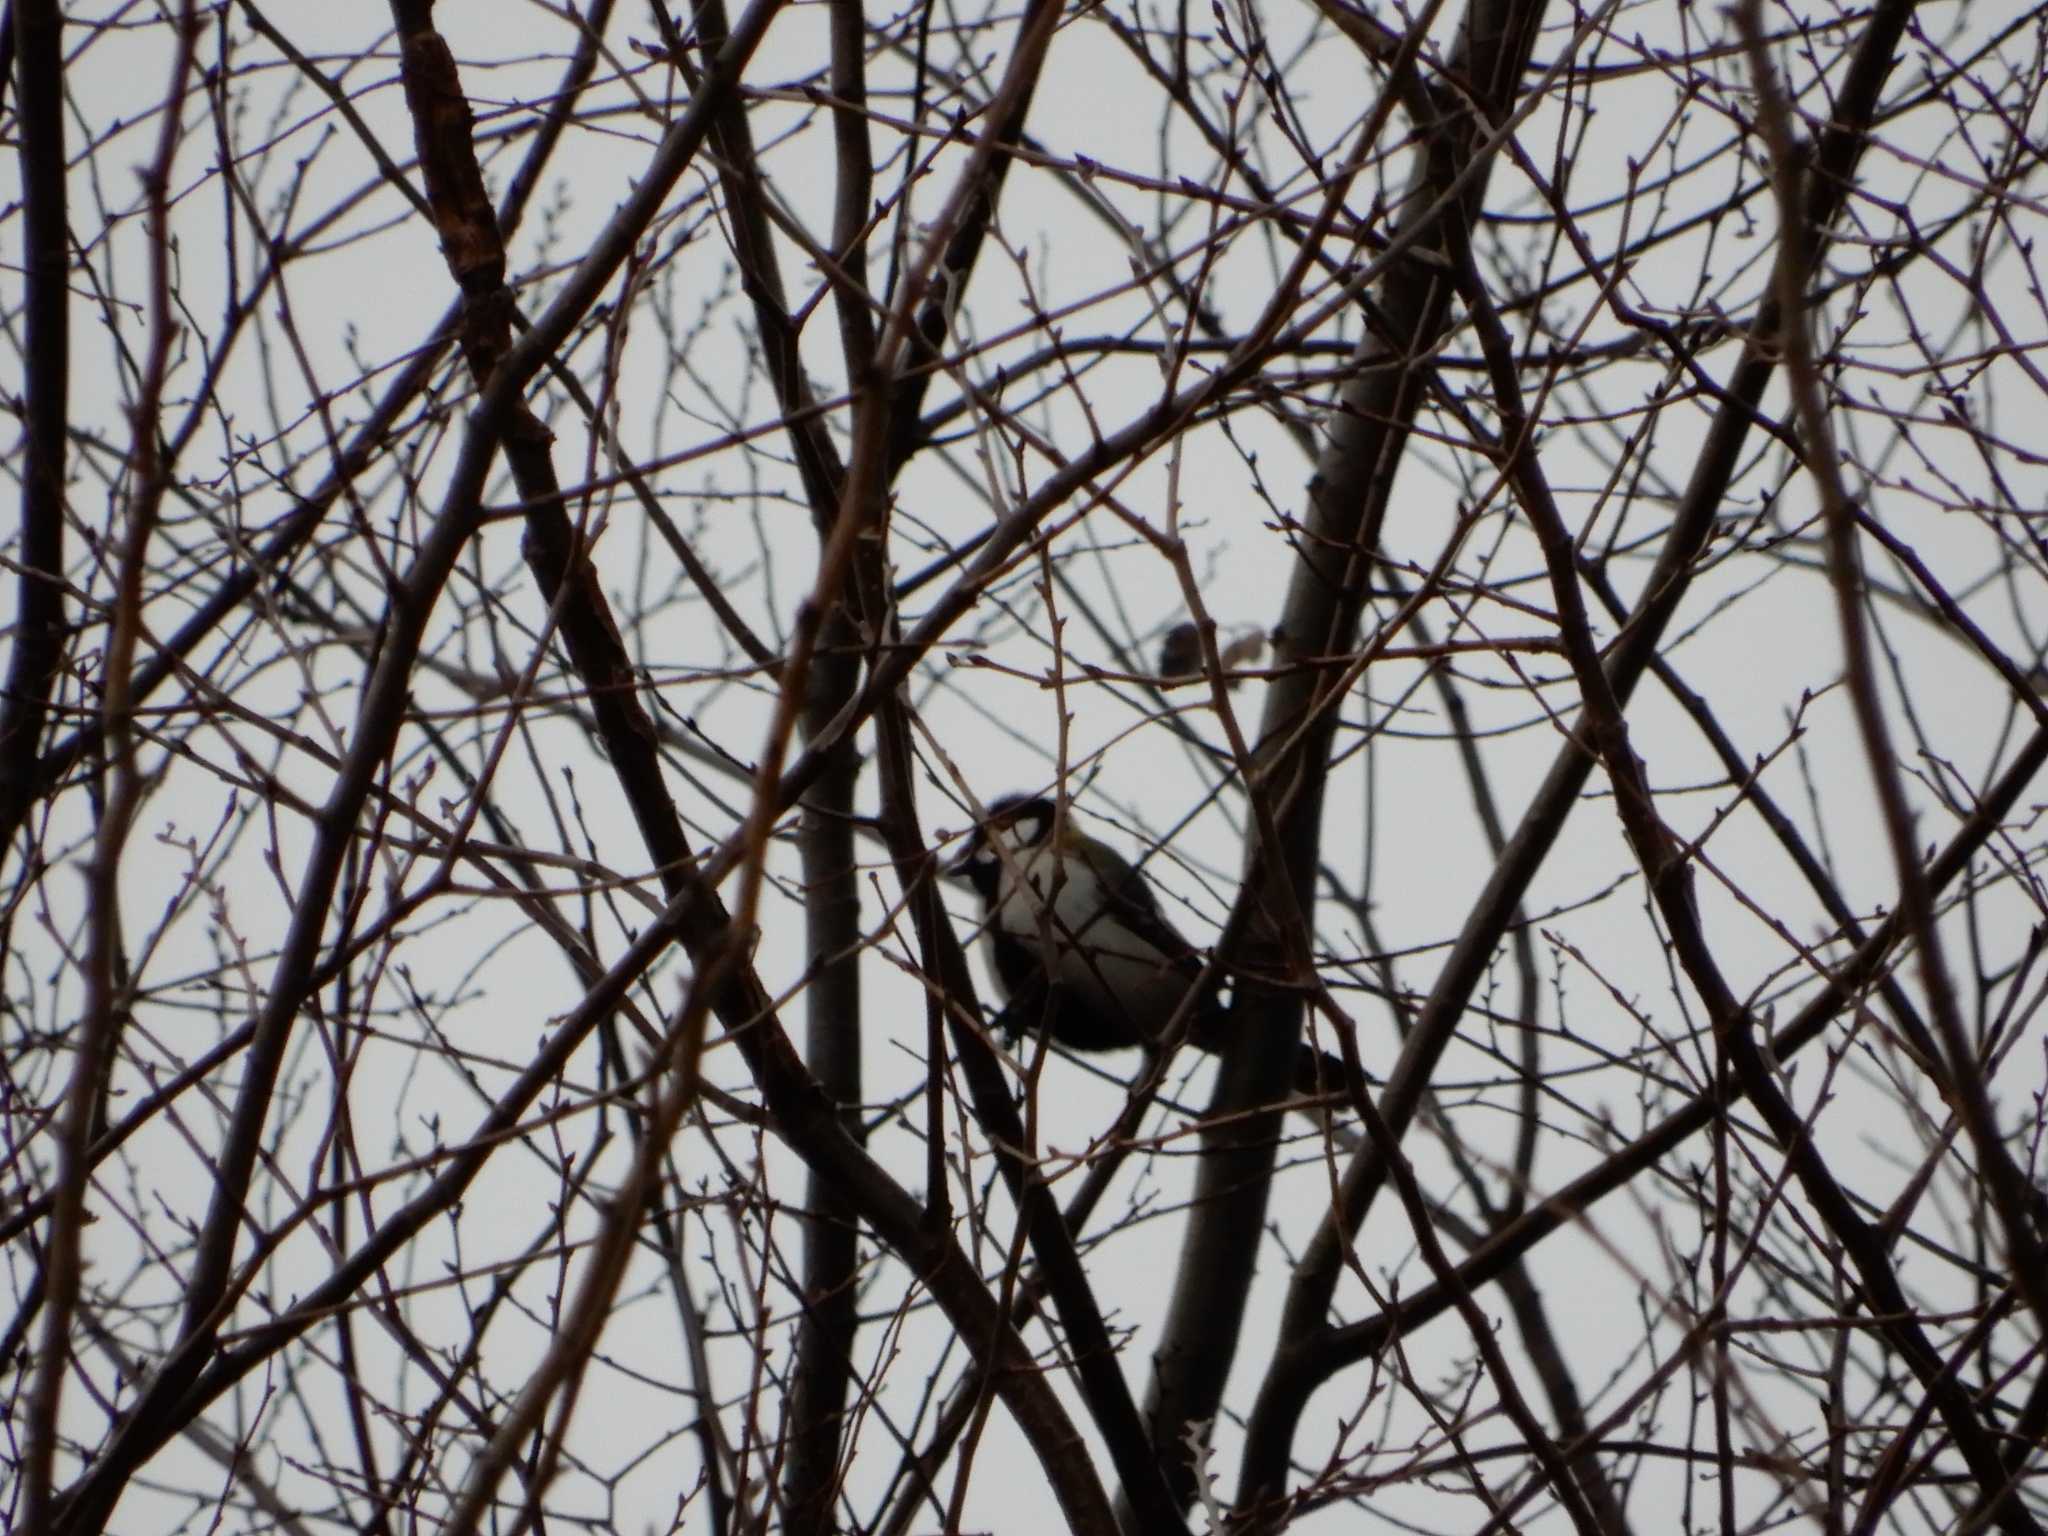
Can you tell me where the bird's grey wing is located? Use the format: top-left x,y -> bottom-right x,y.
1078,843 -> 1201,969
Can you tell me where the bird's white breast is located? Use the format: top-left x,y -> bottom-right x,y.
989,841 -> 1187,1029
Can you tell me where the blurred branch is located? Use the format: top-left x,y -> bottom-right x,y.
21,6 -> 196,1530
1738,0 -> 2048,1349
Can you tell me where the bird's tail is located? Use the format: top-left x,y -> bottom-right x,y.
1184,989 -> 1376,1103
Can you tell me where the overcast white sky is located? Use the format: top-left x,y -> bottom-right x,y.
9,0 -> 2048,1530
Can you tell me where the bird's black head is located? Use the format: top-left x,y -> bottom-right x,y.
943,793 -> 1056,901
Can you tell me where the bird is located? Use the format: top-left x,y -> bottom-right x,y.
942,793 -> 1373,1102
942,791 -> 1218,1053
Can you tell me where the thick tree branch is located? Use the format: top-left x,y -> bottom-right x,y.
0,0 -> 69,851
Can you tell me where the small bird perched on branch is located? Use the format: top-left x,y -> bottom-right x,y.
944,791 -> 1215,1052
943,791 -> 1371,1099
